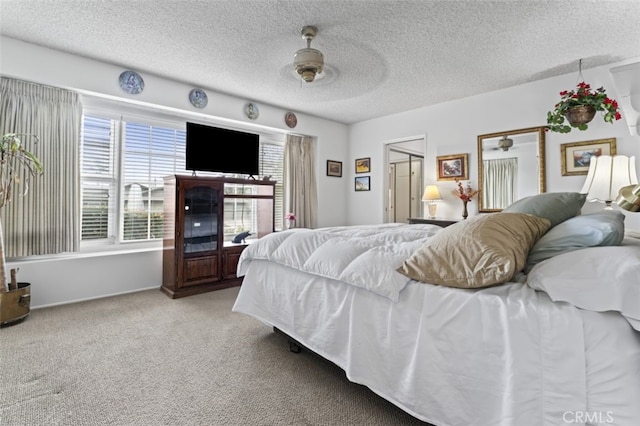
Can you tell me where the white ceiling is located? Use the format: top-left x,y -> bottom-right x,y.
1,0 -> 639,124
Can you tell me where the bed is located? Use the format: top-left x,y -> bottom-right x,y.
232,193 -> 640,426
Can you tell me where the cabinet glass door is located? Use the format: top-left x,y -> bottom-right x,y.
223,183 -> 275,242
183,185 -> 218,254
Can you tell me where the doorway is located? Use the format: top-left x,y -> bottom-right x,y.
384,137 -> 425,223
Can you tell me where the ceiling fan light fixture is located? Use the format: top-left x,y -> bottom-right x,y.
293,26 -> 324,83
498,136 -> 514,151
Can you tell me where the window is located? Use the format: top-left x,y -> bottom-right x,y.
81,115 -> 118,242
80,105 -> 284,249
121,122 -> 186,241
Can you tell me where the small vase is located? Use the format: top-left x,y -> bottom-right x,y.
462,201 -> 468,220
287,220 -> 295,229
565,105 -> 596,126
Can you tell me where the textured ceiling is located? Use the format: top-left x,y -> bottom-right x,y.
1,0 -> 639,124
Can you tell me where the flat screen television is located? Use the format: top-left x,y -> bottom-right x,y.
186,122 -> 260,176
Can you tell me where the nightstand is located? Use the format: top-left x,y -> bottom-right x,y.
407,218 -> 459,228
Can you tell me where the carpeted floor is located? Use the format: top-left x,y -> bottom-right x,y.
0,287 -> 431,426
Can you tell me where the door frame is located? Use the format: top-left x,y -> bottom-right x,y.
382,135 -> 426,223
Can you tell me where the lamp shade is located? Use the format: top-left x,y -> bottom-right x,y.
580,155 -> 638,208
422,185 -> 442,201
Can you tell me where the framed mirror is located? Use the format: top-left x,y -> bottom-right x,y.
477,126 -> 546,212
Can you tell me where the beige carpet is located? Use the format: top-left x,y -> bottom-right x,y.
0,287 -> 431,426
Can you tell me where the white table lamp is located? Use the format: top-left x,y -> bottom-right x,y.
422,185 -> 442,218
580,155 -> 638,209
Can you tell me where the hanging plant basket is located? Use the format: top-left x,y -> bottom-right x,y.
565,105 -> 596,126
546,60 -> 622,133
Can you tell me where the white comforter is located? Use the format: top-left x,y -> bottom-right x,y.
237,223 -> 441,302
233,224 -> 640,425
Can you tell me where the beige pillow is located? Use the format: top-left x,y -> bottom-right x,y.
397,213 -> 551,288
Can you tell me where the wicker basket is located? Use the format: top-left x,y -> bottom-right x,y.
0,282 -> 31,326
565,105 -> 596,126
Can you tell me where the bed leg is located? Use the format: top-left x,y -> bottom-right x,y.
288,340 -> 302,353
273,326 -> 303,353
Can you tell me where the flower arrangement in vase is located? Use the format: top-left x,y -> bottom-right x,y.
285,212 -> 296,229
546,81 -> 622,133
451,179 -> 478,219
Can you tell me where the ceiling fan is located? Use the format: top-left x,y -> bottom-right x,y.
484,135 -> 517,152
497,136 -> 514,151
293,26 -> 324,83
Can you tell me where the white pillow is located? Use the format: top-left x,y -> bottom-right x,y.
526,245 -> 640,329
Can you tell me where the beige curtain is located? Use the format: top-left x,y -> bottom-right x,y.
482,158 -> 517,209
0,77 -> 82,256
284,134 -> 318,229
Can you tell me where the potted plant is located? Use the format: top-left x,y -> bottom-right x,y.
546,81 -> 622,133
0,133 -> 43,325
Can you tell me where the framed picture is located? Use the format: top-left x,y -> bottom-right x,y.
560,138 -> 616,176
355,157 -> 370,174
326,160 -> 342,177
355,176 -> 370,191
436,153 -> 469,181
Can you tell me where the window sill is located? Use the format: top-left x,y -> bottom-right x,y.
7,242 -> 163,265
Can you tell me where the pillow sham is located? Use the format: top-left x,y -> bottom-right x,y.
526,245 -> 640,331
397,213 -> 551,289
503,192 -> 587,228
524,210 -> 625,273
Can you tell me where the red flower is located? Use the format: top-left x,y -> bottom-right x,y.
615,112 -> 622,120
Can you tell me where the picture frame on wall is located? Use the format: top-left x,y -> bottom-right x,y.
355,176 -> 370,191
355,157 -> 371,174
560,138 -> 617,176
436,153 -> 469,181
326,160 -> 342,177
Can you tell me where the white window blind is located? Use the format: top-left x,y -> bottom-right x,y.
260,140 -> 285,228
81,115 -> 117,241
122,122 -> 186,241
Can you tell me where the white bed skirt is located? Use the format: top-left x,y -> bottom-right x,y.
232,260 -> 640,426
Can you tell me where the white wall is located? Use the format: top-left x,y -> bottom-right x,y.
7,250 -> 162,308
0,36 -> 349,307
348,58 -> 640,231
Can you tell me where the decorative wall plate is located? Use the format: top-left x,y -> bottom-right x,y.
189,88 -> 208,108
285,112 -> 298,128
244,102 -> 259,120
118,70 -> 144,95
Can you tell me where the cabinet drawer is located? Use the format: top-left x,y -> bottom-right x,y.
182,255 -> 219,286
223,246 -> 246,280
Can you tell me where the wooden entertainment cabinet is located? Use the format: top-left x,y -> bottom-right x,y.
161,175 -> 276,298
